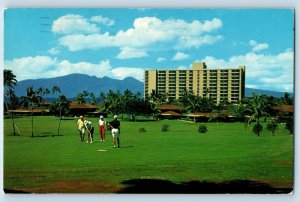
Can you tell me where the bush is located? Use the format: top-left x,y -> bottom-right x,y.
198,125 -> 207,133
138,127 -> 146,133
161,125 -> 170,132
252,123 -> 263,136
266,122 -> 278,135
285,117 -> 294,134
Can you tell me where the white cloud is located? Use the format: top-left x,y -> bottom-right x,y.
48,47 -> 60,55
177,35 -> 223,49
249,40 -> 257,46
201,49 -> 294,92
252,43 -> 269,52
52,14 -> 100,35
172,52 -> 190,61
58,33 -> 114,51
4,56 -> 58,81
249,40 -> 269,52
51,59 -> 113,79
57,16 -> 223,52
5,56 -> 145,82
112,67 -> 144,81
90,16 -> 115,26
157,57 -> 166,62
117,47 -> 148,59
177,65 -> 190,70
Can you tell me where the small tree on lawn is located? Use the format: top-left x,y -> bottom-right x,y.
285,117 -> 294,134
266,121 -> 278,136
252,123 -> 263,136
246,93 -> 269,136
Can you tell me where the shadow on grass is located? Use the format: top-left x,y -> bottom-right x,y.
118,179 -> 292,194
31,132 -> 63,138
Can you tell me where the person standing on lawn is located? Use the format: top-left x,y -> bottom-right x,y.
108,115 -> 121,148
77,115 -> 85,142
98,115 -> 106,142
84,120 -> 94,143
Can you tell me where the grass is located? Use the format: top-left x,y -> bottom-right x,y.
3,115 -> 294,193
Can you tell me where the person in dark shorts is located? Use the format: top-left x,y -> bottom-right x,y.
108,115 -> 121,148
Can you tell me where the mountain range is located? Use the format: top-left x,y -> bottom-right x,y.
11,73 -> 292,99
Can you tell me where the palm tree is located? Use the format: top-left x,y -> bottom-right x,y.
89,92 -> 97,105
148,90 -> 166,119
26,86 -> 40,137
4,69 -> 17,135
246,93 -> 270,136
56,95 -> 69,136
51,85 -> 61,95
25,86 -> 50,137
74,91 -> 89,104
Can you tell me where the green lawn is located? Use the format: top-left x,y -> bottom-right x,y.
3,115 -> 294,193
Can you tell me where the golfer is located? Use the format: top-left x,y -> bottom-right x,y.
108,115 -> 121,148
84,120 -> 94,144
98,115 -> 106,142
77,115 -> 85,142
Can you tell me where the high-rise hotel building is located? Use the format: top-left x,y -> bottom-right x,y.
144,62 -> 245,104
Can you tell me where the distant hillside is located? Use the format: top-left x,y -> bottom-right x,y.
245,88 -> 293,98
13,74 -> 144,98
12,74 -> 292,99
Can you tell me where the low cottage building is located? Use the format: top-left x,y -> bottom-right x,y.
159,104 -> 183,119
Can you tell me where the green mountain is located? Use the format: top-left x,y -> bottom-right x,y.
13,74 -> 144,98
12,73 -> 292,99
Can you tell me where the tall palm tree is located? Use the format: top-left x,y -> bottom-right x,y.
4,69 -> 17,135
148,90 -> 166,119
26,86 -> 40,137
56,95 -> 69,136
25,86 -> 50,137
246,93 -> 270,136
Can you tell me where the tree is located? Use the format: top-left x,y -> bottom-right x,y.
147,90 -> 166,119
4,69 -> 18,135
50,95 -> 70,136
267,121 -> 278,136
74,91 -> 89,104
123,90 -> 147,121
89,92 -> 97,105
104,90 -> 123,115
252,123 -> 263,136
229,101 -> 248,121
246,93 -> 270,136
281,92 -> 293,105
285,117 -> 294,134
179,90 -> 214,113
25,86 -> 51,137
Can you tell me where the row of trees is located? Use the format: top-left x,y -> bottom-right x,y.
4,69 -> 294,137
4,69 -> 68,136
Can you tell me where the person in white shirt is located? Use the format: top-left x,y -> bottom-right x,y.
84,120 -> 94,143
98,115 -> 106,142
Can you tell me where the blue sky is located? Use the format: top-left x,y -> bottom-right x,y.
4,8 -> 294,92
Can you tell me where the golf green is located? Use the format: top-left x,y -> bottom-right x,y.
3,116 -> 294,193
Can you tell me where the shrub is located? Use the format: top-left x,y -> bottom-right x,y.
138,127 -> 146,133
285,117 -> 294,134
161,125 -> 170,132
198,125 -> 207,133
266,122 -> 278,135
252,123 -> 263,136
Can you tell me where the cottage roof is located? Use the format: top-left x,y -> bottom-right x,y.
160,110 -> 181,116
159,104 -> 183,111
69,102 -> 98,109
272,105 -> 294,113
